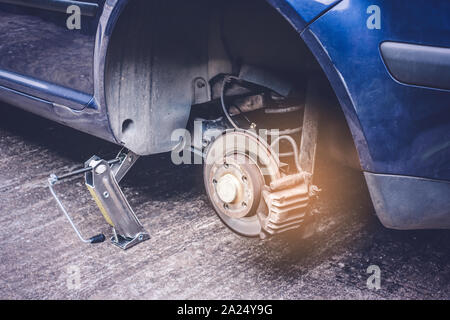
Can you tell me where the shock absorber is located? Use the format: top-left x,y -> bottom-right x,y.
259,78 -> 323,237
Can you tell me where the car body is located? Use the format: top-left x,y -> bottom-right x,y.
0,0 -> 449,231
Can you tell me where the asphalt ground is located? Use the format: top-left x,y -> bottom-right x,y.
0,104 -> 449,299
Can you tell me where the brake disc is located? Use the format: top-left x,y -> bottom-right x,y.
203,130 -> 281,237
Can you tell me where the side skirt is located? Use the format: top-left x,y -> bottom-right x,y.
0,85 -> 116,143
365,172 -> 450,230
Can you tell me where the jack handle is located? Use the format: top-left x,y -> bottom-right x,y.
48,166 -> 117,244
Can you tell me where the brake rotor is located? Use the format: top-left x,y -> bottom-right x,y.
203,130 -> 281,237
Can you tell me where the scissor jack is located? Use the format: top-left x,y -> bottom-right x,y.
48,149 -> 150,250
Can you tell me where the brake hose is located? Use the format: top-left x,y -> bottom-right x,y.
220,75 -> 254,129
270,135 -> 302,173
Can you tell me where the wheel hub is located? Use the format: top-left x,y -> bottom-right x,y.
203,130 -> 281,237
209,156 -> 257,219
216,173 -> 240,204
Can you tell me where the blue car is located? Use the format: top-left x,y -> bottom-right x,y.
1,0 -> 449,238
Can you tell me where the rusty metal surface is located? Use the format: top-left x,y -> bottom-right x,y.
0,104 -> 449,299
299,78 -> 321,175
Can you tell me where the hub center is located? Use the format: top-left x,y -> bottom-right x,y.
216,174 -> 240,204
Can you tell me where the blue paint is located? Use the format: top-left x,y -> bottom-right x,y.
266,0 -> 341,32
0,0 -> 448,179
0,0 -> 448,180
302,0 -> 450,181
286,0 -> 341,24
0,0 -> 448,230
0,2 -> 103,95
0,0 -> 112,142
0,69 -> 93,110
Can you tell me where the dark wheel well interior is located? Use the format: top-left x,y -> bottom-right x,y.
105,0 -> 359,169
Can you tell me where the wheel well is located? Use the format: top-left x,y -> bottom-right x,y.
104,0 -> 360,169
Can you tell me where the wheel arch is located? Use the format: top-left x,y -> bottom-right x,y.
96,0 -> 370,171
266,0 -> 373,171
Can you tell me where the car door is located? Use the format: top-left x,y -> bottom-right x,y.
0,0 -> 104,110
304,0 -> 450,181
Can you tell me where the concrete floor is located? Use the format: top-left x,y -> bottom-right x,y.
0,104 -> 449,299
